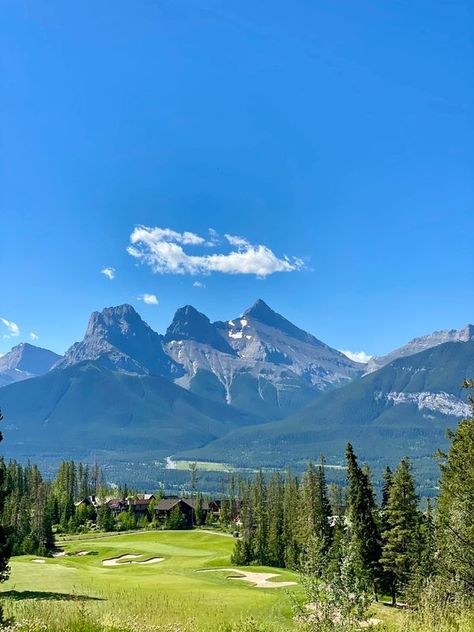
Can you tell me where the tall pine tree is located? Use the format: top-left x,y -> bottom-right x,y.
345,444 -> 381,595
437,380 -> 474,593
380,457 -> 420,604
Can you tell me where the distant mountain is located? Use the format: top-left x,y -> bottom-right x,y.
366,324 -> 474,373
0,343 -> 62,387
0,360 -> 259,461
164,299 -> 363,419
54,304 -> 183,379
177,339 -> 474,476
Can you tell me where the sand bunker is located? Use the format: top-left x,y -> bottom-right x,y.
102,554 -> 164,566
32,559 -> 46,564
198,568 -> 297,589
53,550 -> 90,558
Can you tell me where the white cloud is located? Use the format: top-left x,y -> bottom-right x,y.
224,234 -> 250,248
101,266 -> 116,280
29,332 -> 39,341
1,317 -> 20,339
206,228 -> 220,246
137,293 -> 159,305
193,281 -> 206,288
339,349 -> 373,364
128,225 -> 304,278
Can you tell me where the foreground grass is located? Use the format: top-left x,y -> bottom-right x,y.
2,530 -> 471,631
1,530 -> 300,631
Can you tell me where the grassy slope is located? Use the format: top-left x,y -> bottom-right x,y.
1,530 -> 300,631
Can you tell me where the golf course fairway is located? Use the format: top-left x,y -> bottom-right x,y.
0,530 -> 301,631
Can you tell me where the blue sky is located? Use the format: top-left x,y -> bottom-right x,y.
1,0 -> 473,358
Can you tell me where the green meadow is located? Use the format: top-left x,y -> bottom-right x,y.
0,530 -> 301,631
0,529 -> 426,631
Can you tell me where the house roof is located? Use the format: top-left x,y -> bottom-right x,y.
128,498 -> 152,506
106,499 -> 127,509
155,498 -> 183,511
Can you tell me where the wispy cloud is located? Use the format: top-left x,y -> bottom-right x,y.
29,332 -> 39,341
224,233 -> 250,248
1,317 -> 20,339
207,228 -> 220,246
193,281 -> 206,288
339,349 -> 373,364
100,267 -> 116,280
137,293 -> 159,305
127,226 -> 304,278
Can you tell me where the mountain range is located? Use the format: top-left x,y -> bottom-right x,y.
0,300 -> 472,481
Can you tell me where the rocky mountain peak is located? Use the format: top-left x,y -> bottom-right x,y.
242,299 -> 321,346
243,299 -> 275,321
460,324 -> 474,341
85,304 -> 147,339
165,305 -> 234,354
0,342 -> 61,374
56,304 -> 183,378
0,343 -> 62,386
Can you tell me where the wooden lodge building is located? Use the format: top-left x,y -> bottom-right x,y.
75,494 -> 224,526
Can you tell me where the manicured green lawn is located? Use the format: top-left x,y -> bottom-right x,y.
1,530 -> 301,631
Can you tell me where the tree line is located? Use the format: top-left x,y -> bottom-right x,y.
0,458 -> 116,557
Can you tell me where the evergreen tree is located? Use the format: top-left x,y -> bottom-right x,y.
266,473 -> 284,567
299,462 -> 322,570
282,469 -> 299,569
195,493 -> 204,526
0,411 -> 11,583
166,505 -> 187,530
97,505 -> 115,531
345,444 -> 381,594
381,466 -> 393,510
380,457 -> 420,604
234,481 -> 254,565
252,470 -> 268,564
437,380 -> 474,593
419,499 -> 436,579
219,499 -> 230,528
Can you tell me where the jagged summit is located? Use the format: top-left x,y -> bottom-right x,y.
165,305 -> 235,354
241,299 -> 322,346
85,304 -> 153,341
55,303 -> 183,378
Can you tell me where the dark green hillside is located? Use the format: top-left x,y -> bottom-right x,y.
0,361 -> 259,461
178,340 -> 474,478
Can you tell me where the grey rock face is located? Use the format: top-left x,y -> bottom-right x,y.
54,304 -> 183,378
0,343 -> 62,387
165,299 -> 364,416
164,305 -> 235,354
366,324 -> 474,373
